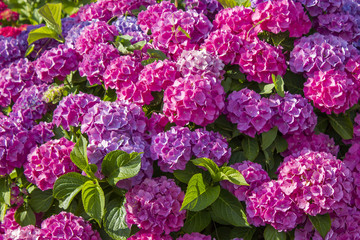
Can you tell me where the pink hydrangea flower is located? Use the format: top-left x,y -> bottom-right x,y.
343,143 -> 360,209
146,113 -> 170,135
24,138 -> 77,191
3,225 -> 41,240
128,230 -> 172,240
177,232 -> 212,240
125,177 -> 186,234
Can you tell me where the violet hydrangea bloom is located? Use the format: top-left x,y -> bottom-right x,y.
146,113 -> 170,135
303,69 -> 360,114
75,21 -> 118,56
294,0 -> 343,17
252,0 -> 312,37
177,232 -> 212,240
184,0 -> 223,21
65,21 -> 91,50
79,43 -> 120,86
221,161 -> 270,201
128,231 -> 172,240
24,137 -> 77,191
226,88 -> 274,138
163,75 -> 225,126
34,44 -> 79,83
125,177 -> 186,234
40,212 -> 101,239
0,36 -> 23,70
269,92 -> 317,135
112,16 -> 141,34
278,150 -> 354,216
201,30 -> 242,65
53,92 -> 101,131
246,180 -> 306,232
343,143 -> 360,209
150,126 -> 193,172
236,38 -> 287,84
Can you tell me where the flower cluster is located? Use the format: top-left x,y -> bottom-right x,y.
343,143 -> 360,209
177,232 -> 212,240
0,37 -> 23,70
184,0 -> 223,21
127,231 -> 172,240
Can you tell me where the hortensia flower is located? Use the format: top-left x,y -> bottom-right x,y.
0,36 -> 23,70
24,137 -> 77,191
3,225 -> 41,240
184,0 -> 223,21
343,143 -> 360,209
177,232 -> 212,240
125,177 -> 186,234
128,231 -> 172,240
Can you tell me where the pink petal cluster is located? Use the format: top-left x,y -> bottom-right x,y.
246,180 -> 305,232
163,75 -> 225,126
76,0 -> 124,22
303,69 -> 360,114
40,212 -> 101,239
253,0 -> 312,37
125,177 -> 186,234
24,137 -> 77,191
146,113 -> 170,135
343,143 -> 360,209
346,54 -> 360,83
79,43 -> 120,85
226,88 -> 273,137
177,232 -> 212,240
221,161 -> 270,201
278,150 -> 353,216
128,230 -> 172,240
236,39 -> 287,83
3,225 -> 41,240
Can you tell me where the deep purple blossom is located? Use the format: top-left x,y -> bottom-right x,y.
184,0 -> 223,21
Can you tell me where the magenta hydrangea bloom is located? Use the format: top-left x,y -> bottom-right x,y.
213,6 -> 258,40
226,88 -> 273,138
75,21 -> 118,56
24,137 -> 77,191
137,1 -> 177,33
147,113 -> 170,135
79,43 -> 120,86
65,21 -> 91,50
221,161 -> 270,201
269,92 -> 317,135
252,0 -> 312,37
136,59 -> 180,105
81,100 -> 147,143
346,54 -> 360,83
53,92 -> 101,131
191,128 -> 231,167
128,230 -> 172,240
343,143 -> 360,209
1,208 -> 20,232
303,69 -> 360,114
290,33 -> 356,77
30,122 -> 55,146
236,38 -> 287,83
3,225 -> 42,240
76,1 -> 116,22
125,177 -> 186,234
176,49 -> 224,79
34,44 -> 79,83
184,0 -> 223,21
163,75 -> 225,126
352,112 -> 360,143
246,180 -> 306,232
150,126 -> 193,172
10,84 -> 49,129
103,55 -> 143,102
201,30 -> 242,65
40,212 -> 100,239
279,150 -> 353,216
282,132 -> 339,158
177,232 -> 212,240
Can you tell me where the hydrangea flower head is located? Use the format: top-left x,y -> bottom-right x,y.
177,232 -> 212,240
65,21 -> 91,49
112,16 -> 141,34
125,177 -> 186,234
3,225 -> 41,240
184,0 -> 223,20
0,37 -> 23,70
128,230 -> 172,240
343,143 -> 360,209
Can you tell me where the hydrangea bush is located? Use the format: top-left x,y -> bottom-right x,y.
1,0 -> 360,239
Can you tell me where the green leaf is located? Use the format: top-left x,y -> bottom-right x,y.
283,71 -> 306,95
174,162 -> 202,184
128,40 -> 146,51
14,205 -> 36,227
141,58 -> 157,66
272,74 -> 285,97
183,211 -> 211,233
242,136 -> 259,161
275,135 -> 288,153
177,26 -> 191,39
29,189 -> 53,213
101,150 -> 142,186
235,0 -> 252,7
38,3 -> 62,35
309,214 -> 332,239
147,49 -> 168,60
230,227 -> 256,240
211,189 -> 249,227
263,225 -> 287,240
53,172 -> 91,209
104,198 -> 131,240
191,158 -> 220,181
217,0 -> 238,8
218,166 -> 249,186
24,44 -> 35,57
328,114 -> 353,140
0,202 -> 7,222
261,127 -> 278,150
0,177 -> 10,205
259,83 -> 275,95
271,31 -> 289,46
27,26 -> 62,45
82,180 -> 105,226
70,135 -> 89,171
181,173 -> 220,211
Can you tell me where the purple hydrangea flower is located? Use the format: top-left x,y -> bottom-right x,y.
125,177 -> 186,234
278,150 -> 354,216
226,88 -> 274,137
79,43 -> 120,86
246,180 -> 306,231
146,113 -> 170,136
24,137 -> 77,191
0,36 -> 23,70
221,161 -> 270,201
163,75 -> 225,126
177,232 -> 212,240
53,92 -> 101,131
184,0 -> 223,21
343,143 -> 360,209
112,16 -> 141,34
269,92 -> 317,135
65,21 -> 92,49
128,230 -> 172,240
294,0 -> 343,16
30,122 -> 55,146
40,212 -> 101,239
